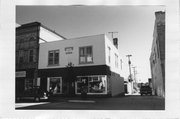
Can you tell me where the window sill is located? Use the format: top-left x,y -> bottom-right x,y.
79,62 -> 94,65
47,64 -> 60,67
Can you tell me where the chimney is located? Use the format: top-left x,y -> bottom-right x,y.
113,38 -> 118,49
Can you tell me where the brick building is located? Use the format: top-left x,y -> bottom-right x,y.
15,22 -> 65,97
150,11 -> 165,97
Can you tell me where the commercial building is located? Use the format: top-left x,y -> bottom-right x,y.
16,22 -> 65,96
150,11 -> 165,97
38,34 -> 124,97
16,22 -> 124,97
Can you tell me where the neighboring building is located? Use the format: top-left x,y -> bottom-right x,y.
38,34 -> 124,97
16,22 -> 65,96
150,11 -> 165,97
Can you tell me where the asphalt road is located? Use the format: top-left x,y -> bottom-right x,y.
16,95 -> 165,110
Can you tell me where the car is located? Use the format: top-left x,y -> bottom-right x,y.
140,86 -> 152,96
16,86 -> 49,102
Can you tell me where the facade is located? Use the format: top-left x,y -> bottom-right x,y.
150,11 -> 165,97
38,34 -> 124,97
16,22 -> 65,96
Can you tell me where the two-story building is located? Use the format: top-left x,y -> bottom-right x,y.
38,34 -> 124,97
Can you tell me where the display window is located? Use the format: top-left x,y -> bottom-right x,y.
25,78 -> 33,90
76,75 -> 107,94
47,77 -> 62,94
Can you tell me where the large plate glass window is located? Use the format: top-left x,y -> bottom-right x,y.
47,77 -> 62,94
76,75 -> 107,94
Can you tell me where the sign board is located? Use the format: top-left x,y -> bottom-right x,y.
16,71 -> 26,77
65,47 -> 73,54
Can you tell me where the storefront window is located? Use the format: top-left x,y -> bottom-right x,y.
48,77 -> 62,94
76,75 -> 107,94
25,78 -> 33,90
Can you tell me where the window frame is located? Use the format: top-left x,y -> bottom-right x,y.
115,53 -> 118,68
79,46 -> 93,64
48,49 -> 60,66
75,75 -> 107,94
29,49 -> 34,62
108,46 -> 111,64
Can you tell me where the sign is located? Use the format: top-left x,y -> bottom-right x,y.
65,47 -> 73,54
16,71 -> 26,77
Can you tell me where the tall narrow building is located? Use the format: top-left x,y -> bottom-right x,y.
150,11 -> 165,97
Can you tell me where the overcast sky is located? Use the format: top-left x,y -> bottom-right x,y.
16,6 -> 165,83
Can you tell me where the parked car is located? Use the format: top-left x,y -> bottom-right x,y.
16,86 -> 49,102
140,86 -> 152,96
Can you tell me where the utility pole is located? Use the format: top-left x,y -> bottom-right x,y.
126,55 -> 132,81
132,66 -> 137,83
126,54 -> 133,94
108,32 -> 118,39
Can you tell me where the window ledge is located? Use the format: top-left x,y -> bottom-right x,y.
79,62 -> 94,65
47,64 -> 60,67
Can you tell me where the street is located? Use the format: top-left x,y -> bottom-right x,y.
16,95 -> 165,110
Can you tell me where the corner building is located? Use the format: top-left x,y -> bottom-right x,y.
150,11 -> 165,97
38,34 -> 124,97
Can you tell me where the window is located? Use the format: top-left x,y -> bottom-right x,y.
48,50 -> 59,65
25,78 -> 33,90
115,53 -> 118,68
16,51 -> 19,64
76,75 -> 107,94
79,46 -> 93,64
108,47 -> 111,63
29,50 -> 34,62
47,77 -> 62,94
19,50 -> 24,63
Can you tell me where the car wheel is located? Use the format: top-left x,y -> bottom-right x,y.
34,97 -> 40,102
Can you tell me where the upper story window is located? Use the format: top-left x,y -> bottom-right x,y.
19,50 -> 24,63
48,50 -> 59,65
79,46 -> 93,64
29,49 -> 34,62
108,47 -> 111,64
115,53 -> 118,68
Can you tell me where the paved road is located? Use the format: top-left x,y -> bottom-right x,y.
16,95 -> 165,110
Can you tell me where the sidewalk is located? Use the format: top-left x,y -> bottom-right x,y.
125,92 -> 140,96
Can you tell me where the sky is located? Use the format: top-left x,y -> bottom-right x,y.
16,5 -> 165,83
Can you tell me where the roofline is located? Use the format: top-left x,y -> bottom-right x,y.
40,34 -> 106,44
16,22 -> 41,29
16,21 -> 67,39
40,24 -> 67,39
